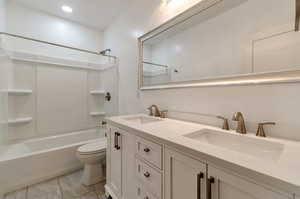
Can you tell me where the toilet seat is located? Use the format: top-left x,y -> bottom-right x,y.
77,139 -> 106,155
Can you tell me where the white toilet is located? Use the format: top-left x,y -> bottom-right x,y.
76,139 -> 106,186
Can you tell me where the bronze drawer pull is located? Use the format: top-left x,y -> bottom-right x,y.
197,172 -> 204,199
207,176 -> 215,199
144,148 -> 150,152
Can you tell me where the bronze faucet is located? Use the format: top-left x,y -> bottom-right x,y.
232,112 -> 247,134
256,122 -> 276,137
147,105 -> 161,117
147,105 -> 167,118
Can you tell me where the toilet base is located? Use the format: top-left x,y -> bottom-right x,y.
81,163 -> 104,186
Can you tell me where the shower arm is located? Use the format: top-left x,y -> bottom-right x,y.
0,32 -> 117,59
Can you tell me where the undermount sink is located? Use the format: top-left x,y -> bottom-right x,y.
184,129 -> 284,161
124,116 -> 162,124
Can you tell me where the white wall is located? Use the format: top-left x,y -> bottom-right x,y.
104,0 -> 300,141
0,0 -> 8,145
0,0 -> 6,32
4,1 -> 105,63
0,55 -> 9,145
5,57 -> 112,143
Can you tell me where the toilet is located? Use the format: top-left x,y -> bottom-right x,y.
76,139 -> 106,186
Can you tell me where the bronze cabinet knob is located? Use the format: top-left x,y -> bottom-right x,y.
144,148 -> 150,153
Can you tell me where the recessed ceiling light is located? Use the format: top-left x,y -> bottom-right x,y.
62,5 -> 73,13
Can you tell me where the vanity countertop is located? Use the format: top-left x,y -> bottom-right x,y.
106,114 -> 300,194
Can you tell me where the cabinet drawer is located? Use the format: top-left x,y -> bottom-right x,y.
136,158 -> 162,199
136,182 -> 160,199
136,136 -> 162,169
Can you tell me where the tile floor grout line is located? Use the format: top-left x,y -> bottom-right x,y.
93,184 -> 97,195
94,190 -> 101,199
57,177 -> 64,199
25,186 -> 28,199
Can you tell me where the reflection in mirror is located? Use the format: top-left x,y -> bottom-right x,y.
140,0 -> 297,88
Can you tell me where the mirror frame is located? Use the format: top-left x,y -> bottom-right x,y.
138,0 -> 300,90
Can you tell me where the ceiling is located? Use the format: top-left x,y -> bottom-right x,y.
12,0 -> 132,31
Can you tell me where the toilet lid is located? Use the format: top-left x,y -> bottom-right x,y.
78,139 -> 106,154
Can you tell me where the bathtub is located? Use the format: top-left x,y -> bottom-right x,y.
0,128 -> 106,194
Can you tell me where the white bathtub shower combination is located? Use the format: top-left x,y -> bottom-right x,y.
0,129 -> 106,194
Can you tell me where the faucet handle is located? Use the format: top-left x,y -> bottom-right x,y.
147,106 -> 154,116
256,122 -> 276,137
160,110 -> 168,118
216,116 -> 230,130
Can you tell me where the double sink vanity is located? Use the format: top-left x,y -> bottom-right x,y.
105,113 -> 300,199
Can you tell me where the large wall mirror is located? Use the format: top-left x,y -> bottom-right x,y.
139,0 -> 300,90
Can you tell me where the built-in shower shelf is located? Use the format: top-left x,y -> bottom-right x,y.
90,112 -> 106,116
90,90 -> 105,95
8,117 -> 33,124
7,89 -> 33,95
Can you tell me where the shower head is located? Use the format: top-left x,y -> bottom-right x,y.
99,49 -> 111,55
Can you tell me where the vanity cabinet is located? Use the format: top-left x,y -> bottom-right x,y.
106,125 -> 136,199
106,125 -> 123,199
164,149 -> 293,199
207,166 -> 293,199
135,136 -> 163,199
165,149 -> 207,199
106,123 -> 294,199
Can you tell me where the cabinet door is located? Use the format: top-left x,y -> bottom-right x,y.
108,126 -> 123,198
207,166 -> 293,199
121,131 -> 136,199
165,149 -> 207,199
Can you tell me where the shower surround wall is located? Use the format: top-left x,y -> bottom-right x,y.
0,0 -> 7,32
0,2 -> 119,144
104,0 -> 300,141
0,44 -> 9,145
1,49 -> 111,144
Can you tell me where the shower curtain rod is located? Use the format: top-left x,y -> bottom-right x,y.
143,61 -> 168,68
0,32 -> 117,59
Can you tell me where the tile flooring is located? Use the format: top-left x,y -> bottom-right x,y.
3,170 -> 106,199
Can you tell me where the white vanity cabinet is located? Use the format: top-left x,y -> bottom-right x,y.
106,125 -> 123,199
106,125 -> 136,199
207,166 -> 293,199
164,149 -> 293,199
106,123 -> 295,199
135,136 -> 163,199
164,149 -> 207,199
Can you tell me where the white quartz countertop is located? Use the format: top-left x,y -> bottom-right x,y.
106,114 -> 300,194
